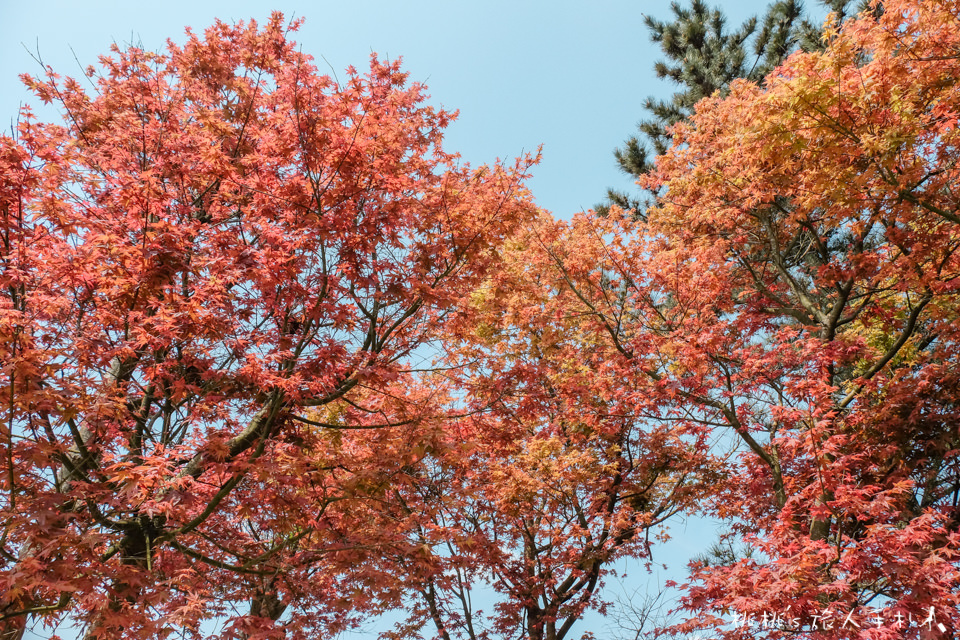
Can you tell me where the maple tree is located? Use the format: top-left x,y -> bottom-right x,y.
562,0 -> 960,637
232,214 -> 715,640
0,13 -> 537,640
363,220 -> 715,640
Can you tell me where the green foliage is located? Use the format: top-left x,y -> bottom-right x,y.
601,0 -> 866,215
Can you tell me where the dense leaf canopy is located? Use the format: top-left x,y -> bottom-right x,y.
3,1 -> 960,639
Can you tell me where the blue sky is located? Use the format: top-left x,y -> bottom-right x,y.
1,0 -> 772,218
2,0 -> 779,637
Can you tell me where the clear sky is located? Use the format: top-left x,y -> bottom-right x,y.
1,0 -> 779,637
1,0 -> 772,218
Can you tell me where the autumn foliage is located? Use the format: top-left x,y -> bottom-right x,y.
591,0 -> 959,636
3,1 -> 960,639
0,13 -> 536,640
370,222 -> 714,640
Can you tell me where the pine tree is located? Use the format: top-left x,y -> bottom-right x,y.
602,0 -> 865,215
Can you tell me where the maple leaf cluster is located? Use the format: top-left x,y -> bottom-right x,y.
2,1 -> 960,639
